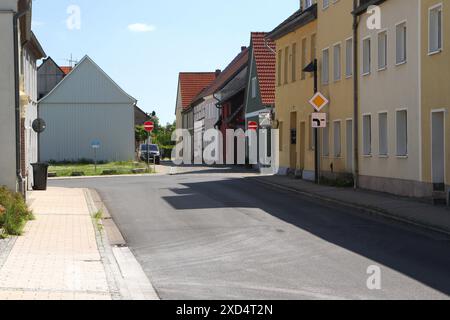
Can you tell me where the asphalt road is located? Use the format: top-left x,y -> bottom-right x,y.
50,166 -> 450,300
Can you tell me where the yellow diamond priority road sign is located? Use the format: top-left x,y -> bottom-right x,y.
309,92 -> 329,112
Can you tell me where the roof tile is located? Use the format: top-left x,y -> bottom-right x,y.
251,32 -> 276,105
179,72 -> 217,109
191,47 -> 249,104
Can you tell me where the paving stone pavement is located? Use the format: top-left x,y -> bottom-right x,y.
0,188 -> 112,300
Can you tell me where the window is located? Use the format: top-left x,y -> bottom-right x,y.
378,31 -> 387,70
304,0 -> 313,9
322,126 -> 329,156
333,43 -> 341,81
363,115 -> 372,156
279,121 -> 284,151
322,48 -> 329,85
292,43 -> 297,82
378,112 -> 388,156
277,50 -> 282,86
334,121 -> 341,157
251,77 -> 257,99
396,22 -> 407,64
284,47 -> 289,84
323,0 -> 330,9
362,37 -> 371,75
429,5 -> 443,53
396,110 -> 408,156
345,38 -> 353,77
301,38 -> 307,80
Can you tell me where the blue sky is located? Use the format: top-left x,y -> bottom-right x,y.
32,0 -> 298,125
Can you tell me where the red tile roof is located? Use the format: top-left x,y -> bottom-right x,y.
179,72 -> 217,109
191,47 -> 249,104
60,66 -> 73,75
251,32 -> 276,105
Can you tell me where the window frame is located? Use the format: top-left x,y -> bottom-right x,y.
428,3 -> 444,55
395,108 -> 409,157
377,29 -> 388,71
395,20 -> 408,66
378,111 -> 389,157
333,42 -> 342,82
362,36 -> 372,76
362,113 -> 372,156
321,47 -> 330,85
345,37 -> 353,78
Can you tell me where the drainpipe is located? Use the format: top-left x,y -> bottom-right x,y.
13,3 -> 31,194
352,0 -> 360,190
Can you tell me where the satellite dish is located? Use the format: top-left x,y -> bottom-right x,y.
32,118 -> 46,133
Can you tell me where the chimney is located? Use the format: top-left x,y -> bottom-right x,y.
215,69 -> 222,77
241,46 -> 247,52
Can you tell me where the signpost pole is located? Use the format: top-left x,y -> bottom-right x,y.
147,135 -> 150,173
143,121 -> 155,174
313,59 -> 320,185
90,140 -> 101,174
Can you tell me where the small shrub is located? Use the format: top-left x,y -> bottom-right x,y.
93,210 -> 103,232
0,187 -> 33,236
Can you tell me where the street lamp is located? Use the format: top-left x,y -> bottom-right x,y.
303,59 -> 320,184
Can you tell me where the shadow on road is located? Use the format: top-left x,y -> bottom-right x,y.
162,176 -> 450,296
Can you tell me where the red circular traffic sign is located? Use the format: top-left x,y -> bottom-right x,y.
248,121 -> 258,131
144,121 -> 155,132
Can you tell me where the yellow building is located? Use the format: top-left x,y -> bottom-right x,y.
267,1 -> 318,179
421,0 -> 450,202
317,0 -> 355,181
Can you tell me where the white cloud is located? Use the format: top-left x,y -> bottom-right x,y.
128,23 -> 156,33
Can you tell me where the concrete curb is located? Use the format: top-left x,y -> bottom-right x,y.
84,189 -> 160,300
49,172 -> 167,181
254,177 -> 450,237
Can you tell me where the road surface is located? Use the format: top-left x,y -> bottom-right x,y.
50,165 -> 450,300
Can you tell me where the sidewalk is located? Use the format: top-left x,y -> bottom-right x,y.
255,175 -> 450,235
0,187 -> 158,300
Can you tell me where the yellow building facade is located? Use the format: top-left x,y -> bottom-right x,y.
269,2 -> 318,179
421,0 -> 450,199
317,0 -> 355,181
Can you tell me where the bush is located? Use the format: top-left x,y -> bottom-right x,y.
0,187 -> 34,236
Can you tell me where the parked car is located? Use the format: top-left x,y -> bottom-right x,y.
139,144 -> 161,164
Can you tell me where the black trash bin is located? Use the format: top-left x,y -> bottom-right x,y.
31,163 -> 49,191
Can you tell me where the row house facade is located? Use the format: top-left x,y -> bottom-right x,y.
244,32 -> 276,169
267,2 -> 318,178
356,0 -> 449,200
175,48 -> 249,164
0,0 -> 46,194
420,0 -> 449,202
270,0 -> 449,203
175,72 -> 217,162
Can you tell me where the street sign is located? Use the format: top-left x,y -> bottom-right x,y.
309,92 -> 329,112
259,112 -> 272,128
311,113 -> 327,128
144,121 -> 155,132
248,121 -> 258,131
91,140 -> 101,149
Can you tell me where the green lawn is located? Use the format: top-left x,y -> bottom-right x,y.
49,161 -> 154,177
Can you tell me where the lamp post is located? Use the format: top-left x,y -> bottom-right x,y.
303,59 -> 320,184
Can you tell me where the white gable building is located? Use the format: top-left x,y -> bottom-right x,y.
39,55 -> 136,162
